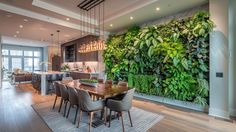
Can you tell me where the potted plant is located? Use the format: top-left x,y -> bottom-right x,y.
79,79 -> 98,87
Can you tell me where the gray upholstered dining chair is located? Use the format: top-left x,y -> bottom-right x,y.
66,86 -> 79,124
106,88 -> 135,132
52,81 -> 61,110
77,89 -> 105,132
58,82 -> 69,117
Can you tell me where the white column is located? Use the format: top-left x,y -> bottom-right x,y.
41,74 -> 47,96
209,0 -> 229,119
0,35 -> 2,88
228,0 -> 236,116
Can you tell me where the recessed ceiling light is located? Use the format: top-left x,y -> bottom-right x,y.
130,16 -> 134,20
6,14 -> 12,18
66,18 -> 70,21
14,35 -> 17,38
16,31 -> 20,34
110,24 -> 113,27
64,34 -> 70,37
19,25 -> 23,28
23,19 -> 28,22
156,7 -> 160,11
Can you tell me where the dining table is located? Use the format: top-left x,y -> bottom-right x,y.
62,80 -> 129,99
62,79 -> 129,127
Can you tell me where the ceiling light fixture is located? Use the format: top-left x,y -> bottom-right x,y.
23,19 -> 28,22
130,16 -> 134,20
156,7 -> 160,11
78,0 -> 106,53
14,35 -> 17,37
19,25 -> 23,28
66,18 -> 70,21
110,24 -> 113,27
16,31 -> 20,34
57,30 -> 61,56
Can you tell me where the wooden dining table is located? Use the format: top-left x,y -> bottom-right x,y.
62,80 -> 129,99
62,79 -> 129,127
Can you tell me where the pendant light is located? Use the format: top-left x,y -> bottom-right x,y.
78,0 -> 106,53
57,30 -> 60,56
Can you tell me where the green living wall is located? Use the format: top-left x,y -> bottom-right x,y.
103,11 -> 214,106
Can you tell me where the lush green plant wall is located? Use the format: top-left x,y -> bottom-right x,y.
103,11 -> 214,106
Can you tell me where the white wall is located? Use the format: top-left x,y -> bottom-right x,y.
228,0 -> 236,116
209,0 -> 229,119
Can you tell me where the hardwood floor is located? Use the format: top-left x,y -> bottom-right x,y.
0,81 -> 235,132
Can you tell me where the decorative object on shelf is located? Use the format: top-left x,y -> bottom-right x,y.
77,0 -> 106,53
79,79 -> 98,87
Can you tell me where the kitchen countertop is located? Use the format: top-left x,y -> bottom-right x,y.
33,71 -> 65,75
69,71 -> 99,74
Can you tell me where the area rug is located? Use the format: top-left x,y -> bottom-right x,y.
32,101 -> 163,132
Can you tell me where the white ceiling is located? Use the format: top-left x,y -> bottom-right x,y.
0,0 -> 208,46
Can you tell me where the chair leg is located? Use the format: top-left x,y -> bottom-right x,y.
66,104 -> 72,118
104,107 -> 107,126
89,112 -> 94,132
63,101 -> 68,117
117,112 -> 120,120
58,98 -> 63,112
78,110 -> 83,128
120,112 -> 125,132
100,109 -> 104,120
52,96 -> 57,109
74,106 -> 79,124
128,110 -> 133,127
109,110 -> 112,127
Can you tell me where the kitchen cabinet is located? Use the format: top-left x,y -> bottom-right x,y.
61,35 -> 98,62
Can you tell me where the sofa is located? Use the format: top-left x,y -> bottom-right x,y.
11,68 -> 32,83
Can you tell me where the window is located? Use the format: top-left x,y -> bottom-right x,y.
10,50 -> 23,56
11,58 -> 22,70
34,58 -> 40,71
24,58 -> 33,71
2,57 -> 9,70
34,51 -> 40,57
2,47 -> 42,72
2,49 -> 9,55
24,51 -> 33,56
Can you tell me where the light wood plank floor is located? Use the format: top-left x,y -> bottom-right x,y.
0,82 -> 235,132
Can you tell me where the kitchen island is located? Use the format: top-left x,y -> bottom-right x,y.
33,71 -> 65,95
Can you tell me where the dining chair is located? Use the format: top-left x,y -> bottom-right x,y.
52,81 -> 61,110
106,88 -> 135,132
58,83 -> 69,116
77,89 -> 105,132
67,86 -> 79,124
